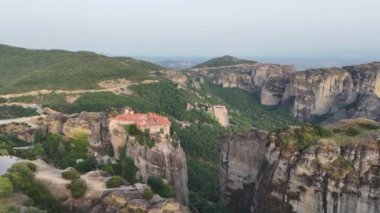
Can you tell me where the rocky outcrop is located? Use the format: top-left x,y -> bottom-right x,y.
282,68 -> 356,121
186,103 -> 229,127
0,109 -> 110,149
30,159 -> 189,212
109,124 -> 189,205
92,186 -> 190,213
191,63 -> 295,97
42,110 -> 109,145
159,70 -> 188,88
193,61 -> 380,122
220,120 -> 380,213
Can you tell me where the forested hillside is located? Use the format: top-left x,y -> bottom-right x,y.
0,44 -> 162,94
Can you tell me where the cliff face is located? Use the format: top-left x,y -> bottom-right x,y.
191,63 -> 295,98
281,68 -> 356,121
193,62 -> 380,122
220,119 -> 380,213
109,124 -> 189,205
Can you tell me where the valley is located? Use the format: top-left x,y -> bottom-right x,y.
0,45 -> 379,213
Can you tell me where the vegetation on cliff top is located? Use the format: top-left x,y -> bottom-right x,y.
274,119 -> 380,158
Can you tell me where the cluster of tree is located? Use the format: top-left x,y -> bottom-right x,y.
33,131 -> 96,173
0,134 -> 30,157
2,162 -> 68,212
275,125 -> 334,152
0,105 -> 38,119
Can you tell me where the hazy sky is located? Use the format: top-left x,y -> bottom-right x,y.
0,0 -> 379,58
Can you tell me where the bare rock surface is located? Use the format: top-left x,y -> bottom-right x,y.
220,119 -> 380,213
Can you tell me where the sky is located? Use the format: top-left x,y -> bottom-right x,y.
0,0 -> 379,60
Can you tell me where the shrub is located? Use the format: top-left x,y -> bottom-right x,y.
315,125 -> 333,138
61,169 -> 80,180
171,139 -> 179,148
33,130 -> 45,144
67,179 -> 87,199
147,176 -> 173,198
74,157 -> 97,173
106,176 -> 124,188
7,162 -> 36,190
346,127 -> 360,136
359,123 -> 379,130
0,149 -> 9,155
147,139 -> 155,148
0,176 -> 14,198
107,145 -> 115,157
142,188 -> 154,200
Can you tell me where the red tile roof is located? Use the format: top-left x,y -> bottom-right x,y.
113,112 -> 170,127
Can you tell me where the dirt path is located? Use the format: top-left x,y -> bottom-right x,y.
0,79 -> 159,99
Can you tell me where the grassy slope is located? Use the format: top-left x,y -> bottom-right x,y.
0,44 -> 162,94
193,55 -> 256,68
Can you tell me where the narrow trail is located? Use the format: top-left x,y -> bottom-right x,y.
0,85 -> 130,99
0,116 -> 44,126
0,79 -> 159,99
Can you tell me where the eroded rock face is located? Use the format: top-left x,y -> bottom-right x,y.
194,62 -> 380,122
282,68 -> 356,121
109,124 -> 189,205
219,123 -> 380,213
159,70 -> 188,88
193,63 -> 296,96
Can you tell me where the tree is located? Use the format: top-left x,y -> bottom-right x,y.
0,176 -> 13,198
43,134 -> 61,157
67,179 -> 87,199
147,176 -> 173,198
106,176 -> 125,188
118,145 -> 139,183
33,130 -> 45,143
61,169 -> 80,180
143,188 -> 154,200
7,162 -> 35,191
69,132 -> 89,155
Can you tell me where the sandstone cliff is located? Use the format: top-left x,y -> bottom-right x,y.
109,124 -> 189,205
220,119 -> 380,213
192,61 -> 380,123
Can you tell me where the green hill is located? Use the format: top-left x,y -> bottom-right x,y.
0,44 -> 163,94
192,55 -> 257,68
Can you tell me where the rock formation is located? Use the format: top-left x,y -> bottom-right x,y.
186,103 -> 229,127
109,122 -> 189,205
219,119 -> 380,213
30,159 -> 189,213
192,61 -> 380,123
